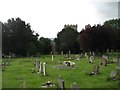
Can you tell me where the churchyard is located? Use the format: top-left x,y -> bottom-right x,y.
2,52 -> 120,88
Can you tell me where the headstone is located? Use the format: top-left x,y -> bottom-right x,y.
110,70 -> 118,80
43,62 -> 46,76
52,55 -> 54,61
58,76 -> 65,90
8,56 -> 11,66
90,65 -> 100,75
38,62 -> 42,73
69,50 -> 71,55
85,52 -> 88,59
80,53 -> 83,58
61,51 -> 63,55
101,56 -> 107,66
89,56 -> 94,63
36,59 -> 39,68
89,51 -> 92,56
70,82 -> 80,90
94,65 -> 100,74
92,52 -> 95,57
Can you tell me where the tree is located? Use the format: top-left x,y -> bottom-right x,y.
2,18 -> 39,56
39,37 -> 52,54
55,27 -> 80,54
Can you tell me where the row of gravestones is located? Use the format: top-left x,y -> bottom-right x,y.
33,59 -> 47,76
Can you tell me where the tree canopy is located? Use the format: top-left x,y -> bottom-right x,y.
55,27 -> 80,54
2,18 -> 52,56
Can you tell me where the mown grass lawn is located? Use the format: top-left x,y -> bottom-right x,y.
2,53 -> 120,89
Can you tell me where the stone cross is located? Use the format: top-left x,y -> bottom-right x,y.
58,76 -> 65,90
43,62 -> 46,76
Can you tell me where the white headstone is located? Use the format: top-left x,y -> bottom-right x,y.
43,62 -> 46,76
89,56 -> 94,63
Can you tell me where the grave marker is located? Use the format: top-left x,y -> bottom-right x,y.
89,56 -> 94,63
70,82 -> 80,90
101,56 -> 108,66
43,62 -> 46,76
38,62 -> 42,73
58,76 -> 65,90
52,55 -> 54,61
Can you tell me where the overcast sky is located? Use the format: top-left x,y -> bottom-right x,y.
0,0 -> 119,38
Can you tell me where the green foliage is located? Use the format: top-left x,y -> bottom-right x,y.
55,27 -> 80,54
2,18 -> 52,56
39,37 -> 52,54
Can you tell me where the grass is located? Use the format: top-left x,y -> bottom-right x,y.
2,53 -> 120,88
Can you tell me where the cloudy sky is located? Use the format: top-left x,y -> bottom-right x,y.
0,0 -> 119,38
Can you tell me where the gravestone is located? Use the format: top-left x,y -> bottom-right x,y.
89,56 -> 94,63
58,76 -> 65,90
110,70 -> 118,79
89,51 -> 92,56
52,55 -> 54,61
101,56 -> 108,66
85,52 -> 88,59
38,62 -> 42,74
89,65 -> 100,75
43,62 -> 46,76
94,65 -> 100,74
92,52 -> 95,57
70,82 -> 80,90
36,59 -> 39,68
61,51 -> 63,55
69,50 -> 71,56
107,70 -> 118,81
80,53 -> 83,58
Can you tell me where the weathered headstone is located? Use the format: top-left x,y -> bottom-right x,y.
89,65 -> 100,75
69,50 -> 71,56
101,56 -> 108,66
58,76 -> 65,90
85,52 -> 88,59
52,55 -> 54,61
35,59 -> 39,68
43,62 -> 46,76
70,82 -> 80,90
92,52 -> 95,57
38,62 -> 42,74
61,51 -> 63,55
107,70 -> 118,81
89,56 -> 94,63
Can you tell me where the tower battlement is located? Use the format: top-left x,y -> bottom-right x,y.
64,24 -> 77,31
